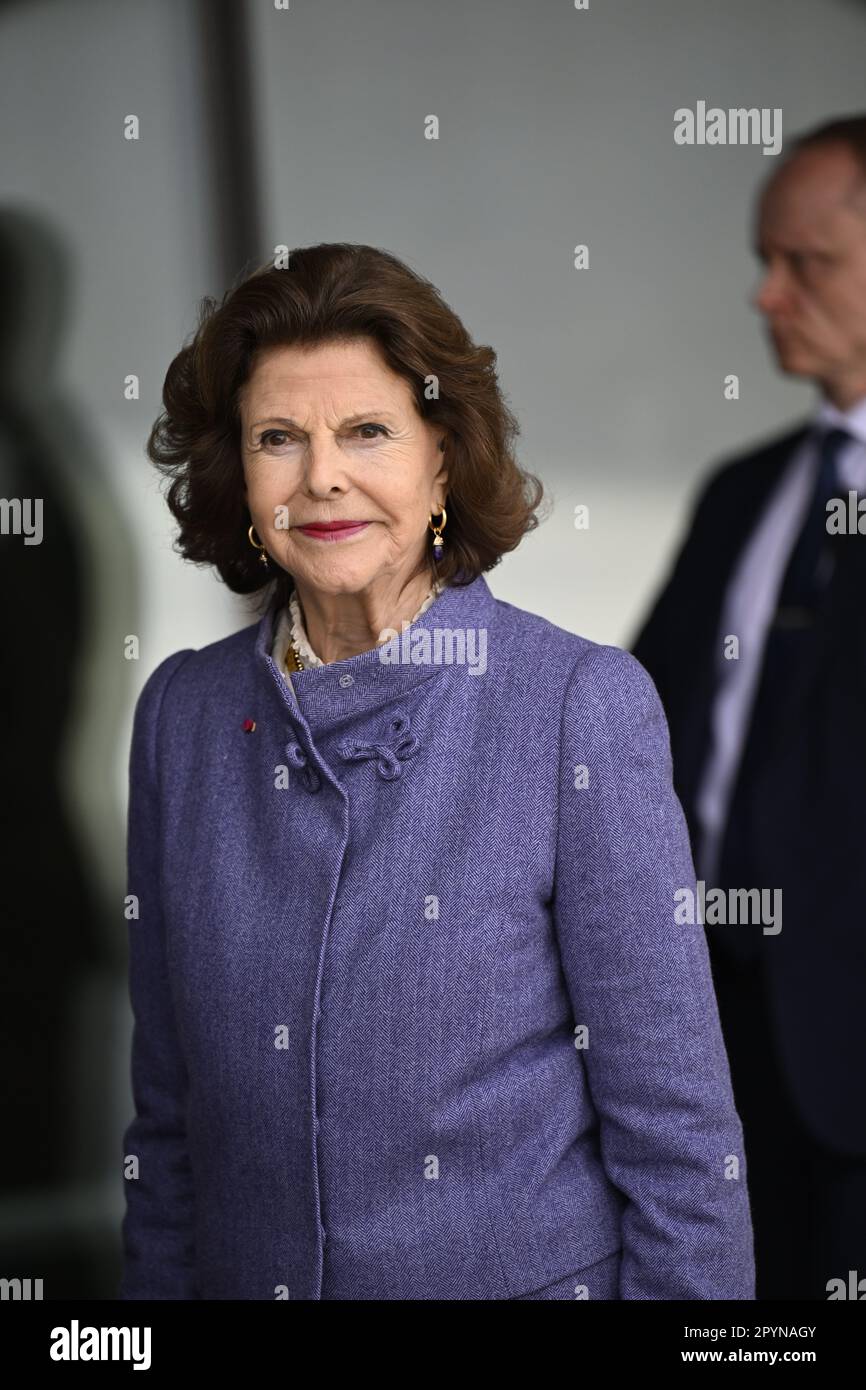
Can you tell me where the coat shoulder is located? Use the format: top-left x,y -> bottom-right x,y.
489,593 -> 653,716
129,619 -> 263,753
144,616 -> 261,696
698,416 -> 811,501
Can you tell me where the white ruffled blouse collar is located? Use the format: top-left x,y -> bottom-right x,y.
271,580 -> 444,678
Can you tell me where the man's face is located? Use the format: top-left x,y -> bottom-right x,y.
752,143 -> 866,406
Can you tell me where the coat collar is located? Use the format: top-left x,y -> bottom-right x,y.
253,570 -> 498,735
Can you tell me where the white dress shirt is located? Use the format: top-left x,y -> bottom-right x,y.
695,393 -> 866,883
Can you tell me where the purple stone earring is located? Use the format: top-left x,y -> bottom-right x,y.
428,506 -> 447,562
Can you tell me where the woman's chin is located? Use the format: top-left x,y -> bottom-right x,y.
287,559 -> 381,596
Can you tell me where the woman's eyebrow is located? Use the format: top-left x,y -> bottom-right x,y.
250,411 -> 399,429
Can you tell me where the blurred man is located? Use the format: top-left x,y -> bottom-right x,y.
632,116 -> 866,1301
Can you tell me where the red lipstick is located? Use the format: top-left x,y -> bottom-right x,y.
295,520 -> 371,541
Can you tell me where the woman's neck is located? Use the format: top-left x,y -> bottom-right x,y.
292,571 -> 438,664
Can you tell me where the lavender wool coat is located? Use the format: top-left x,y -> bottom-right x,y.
119,572 -> 755,1300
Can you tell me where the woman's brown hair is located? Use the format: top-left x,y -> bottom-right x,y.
147,242 -> 546,613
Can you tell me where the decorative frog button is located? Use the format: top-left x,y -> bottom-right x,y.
285,740 -> 322,793
336,714 -> 419,781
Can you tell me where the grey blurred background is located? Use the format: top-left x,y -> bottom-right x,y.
1,0 -> 864,1297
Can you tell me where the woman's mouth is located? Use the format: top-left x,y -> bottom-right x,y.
295,521 -> 371,541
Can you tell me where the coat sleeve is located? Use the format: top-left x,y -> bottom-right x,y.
119,648 -> 197,1300
553,642 -> 755,1300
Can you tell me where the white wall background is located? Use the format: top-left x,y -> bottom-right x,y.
244,0 -> 866,641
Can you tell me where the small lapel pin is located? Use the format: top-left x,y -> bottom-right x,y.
242,718 -> 257,733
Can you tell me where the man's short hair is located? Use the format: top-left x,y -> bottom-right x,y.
790,114 -> 866,181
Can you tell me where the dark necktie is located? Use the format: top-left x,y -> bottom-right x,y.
712,426 -> 854,908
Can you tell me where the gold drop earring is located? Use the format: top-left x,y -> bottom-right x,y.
248,523 -> 270,569
428,505 -> 447,562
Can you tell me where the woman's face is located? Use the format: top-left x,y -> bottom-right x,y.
239,337 -> 448,597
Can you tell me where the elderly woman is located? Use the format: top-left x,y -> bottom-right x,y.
119,242 -> 754,1301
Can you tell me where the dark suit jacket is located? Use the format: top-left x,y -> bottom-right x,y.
632,420 -> 866,1157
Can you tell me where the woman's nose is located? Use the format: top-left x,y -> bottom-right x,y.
301,437 -> 351,496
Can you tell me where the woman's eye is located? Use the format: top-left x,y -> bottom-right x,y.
258,425 -> 388,449
260,430 -> 292,449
